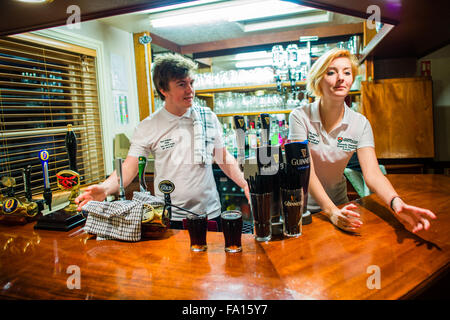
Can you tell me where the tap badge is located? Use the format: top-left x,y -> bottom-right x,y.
39,150 -> 49,161
56,170 -> 80,190
3,198 -> 19,214
159,180 -> 175,194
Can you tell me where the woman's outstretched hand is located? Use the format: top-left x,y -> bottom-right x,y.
328,203 -> 363,233
391,198 -> 437,233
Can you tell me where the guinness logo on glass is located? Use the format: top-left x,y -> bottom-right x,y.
284,200 -> 302,207
291,158 -> 309,166
159,180 -> 175,194
301,149 -> 307,158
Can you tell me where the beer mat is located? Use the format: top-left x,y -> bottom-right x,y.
83,200 -> 143,242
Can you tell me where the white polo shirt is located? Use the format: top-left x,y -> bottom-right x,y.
127,106 -> 224,220
289,99 -> 374,212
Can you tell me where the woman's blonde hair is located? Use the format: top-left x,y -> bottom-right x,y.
306,48 -> 359,98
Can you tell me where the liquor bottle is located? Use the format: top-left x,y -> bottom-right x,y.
280,120 -> 289,149
270,120 -> 280,146
247,121 -> 257,158
225,123 -> 238,158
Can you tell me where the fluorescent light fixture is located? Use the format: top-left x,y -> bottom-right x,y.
235,59 -> 273,68
240,12 -> 332,32
142,0 -> 222,14
14,0 -> 53,3
234,51 -> 271,61
228,3 -> 317,22
149,0 -> 318,28
151,8 -> 226,27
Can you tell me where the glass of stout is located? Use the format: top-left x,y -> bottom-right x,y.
221,210 -> 243,252
186,213 -> 208,252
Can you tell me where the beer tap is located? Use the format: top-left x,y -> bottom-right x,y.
65,124 -> 77,172
260,113 -> 271,147
34,127 -> 85,230
59,124 -> 81,214
138,156 -> 148,192
21,165 -> 33,203
233,115 -> 246,167
39,150 -> 52,211
115,158 -> 126,201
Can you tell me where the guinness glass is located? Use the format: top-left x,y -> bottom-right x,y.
186,214 -> 208,252
280,188 -> 303,237
221,210 -> 243,253
250,192 -> 272,242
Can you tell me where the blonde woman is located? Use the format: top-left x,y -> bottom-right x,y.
288,48 -> 436,233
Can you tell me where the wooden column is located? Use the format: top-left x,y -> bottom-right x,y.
363,21 -> 377,81
133,32 -> 155,121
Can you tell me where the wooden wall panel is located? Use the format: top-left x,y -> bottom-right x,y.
361,77 -> 434,159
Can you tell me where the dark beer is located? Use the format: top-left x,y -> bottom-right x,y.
221,210 -> 243,252
281,188 -> 303,237
186,214 -> 207,251
250,192 -> 272,241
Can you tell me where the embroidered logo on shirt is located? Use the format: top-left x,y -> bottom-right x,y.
160,138 -> 175,151
307,132 -> 320,144
337,136 -> 358,151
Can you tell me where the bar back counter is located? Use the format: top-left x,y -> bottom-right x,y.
0,174 -> 448,300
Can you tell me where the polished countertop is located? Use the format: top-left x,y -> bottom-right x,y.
0,174 -> 448,300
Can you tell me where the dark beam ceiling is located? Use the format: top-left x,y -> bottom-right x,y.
1,0 -> 449,60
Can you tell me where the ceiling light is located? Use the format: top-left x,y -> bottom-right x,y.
14,0 -> 54,3
240,12 -> 332,32
142,0 -> 222,14
228,3 -> 317,22
149,0 -> 316,28
234,51 -> 271,60
235,59 -> 273,68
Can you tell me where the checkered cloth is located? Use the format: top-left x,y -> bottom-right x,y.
82,192 -> 165,242
132,191 -> 165,206
191,105 -> 216,165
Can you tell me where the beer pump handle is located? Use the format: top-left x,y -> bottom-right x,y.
233,115 -> 246,164
260,113 -> 270,147
65,124 -> 78,172
138,156 -> 147,192
22,165 -> 33,202
39,150 -> 52,211
115,158 -> 126,201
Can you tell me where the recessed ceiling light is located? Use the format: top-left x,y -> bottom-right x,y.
239,12 -> 332,32
14,0 -> 54,3
149,0 -> 318,28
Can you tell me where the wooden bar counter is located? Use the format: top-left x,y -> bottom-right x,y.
0,174 -> 448,300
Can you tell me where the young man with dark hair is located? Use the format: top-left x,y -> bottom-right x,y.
75,53 -> 248,229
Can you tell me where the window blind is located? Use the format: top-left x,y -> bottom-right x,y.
0,36 -> 105,199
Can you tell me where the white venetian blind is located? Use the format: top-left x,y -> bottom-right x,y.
0,35 -> 105,198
